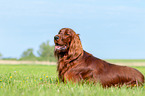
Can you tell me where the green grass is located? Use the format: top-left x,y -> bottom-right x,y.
0,64 -> 145,96
106,59 -> 145,63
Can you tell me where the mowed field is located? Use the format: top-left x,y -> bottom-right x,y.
0,60 -> 145,96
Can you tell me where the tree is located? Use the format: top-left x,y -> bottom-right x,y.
20,48 -> 36,60
37,41 -> 56,61
0,53 -> 2,59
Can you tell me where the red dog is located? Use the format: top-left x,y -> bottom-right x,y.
54,28 -> 144,87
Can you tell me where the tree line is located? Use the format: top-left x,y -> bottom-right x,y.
0,41 -> 56,62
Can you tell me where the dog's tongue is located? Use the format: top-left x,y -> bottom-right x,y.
55,46 -> 62,51
55,46 -> 59,51
55,46 -> 67,51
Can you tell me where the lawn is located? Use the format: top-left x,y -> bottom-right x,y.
106,59 -> 145,63
0,64 -> 145,96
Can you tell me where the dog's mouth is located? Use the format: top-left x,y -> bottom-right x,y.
55,43 -> 67,51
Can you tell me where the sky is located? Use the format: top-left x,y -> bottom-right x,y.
0,0 -> 145,59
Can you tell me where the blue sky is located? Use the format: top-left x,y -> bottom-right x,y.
0,0 -> 145,59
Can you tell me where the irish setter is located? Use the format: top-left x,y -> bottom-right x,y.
54,28 -> 144,87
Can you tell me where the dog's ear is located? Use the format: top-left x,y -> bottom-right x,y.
68,34 -> 83,60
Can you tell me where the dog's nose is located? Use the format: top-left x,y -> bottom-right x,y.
54,36 -> 59,40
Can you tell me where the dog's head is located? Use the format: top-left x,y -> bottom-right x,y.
54,28 -> 83,59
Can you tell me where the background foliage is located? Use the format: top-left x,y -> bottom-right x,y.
37,41 -> 55,61
0,53 -> 2,59
19,40 -> 56,61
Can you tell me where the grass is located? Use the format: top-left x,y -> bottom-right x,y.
0,64 -> 145,96
106,59 -> 145,63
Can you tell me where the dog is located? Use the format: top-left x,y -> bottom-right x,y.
54,28 -> 144,87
